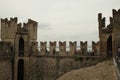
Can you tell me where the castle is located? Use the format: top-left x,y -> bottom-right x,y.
0,9 -> 120,80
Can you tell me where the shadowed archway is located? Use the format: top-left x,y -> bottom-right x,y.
17,59 -> 24,80
107,35 -> 112,57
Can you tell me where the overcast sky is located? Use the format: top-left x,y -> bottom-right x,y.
0,0 -> 120,46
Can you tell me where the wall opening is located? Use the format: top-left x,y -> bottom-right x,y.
19,37 -> 24,56
107,35 -> 112,57
17,59 -> 24,80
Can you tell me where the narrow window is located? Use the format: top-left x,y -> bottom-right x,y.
19,37 -> 24,56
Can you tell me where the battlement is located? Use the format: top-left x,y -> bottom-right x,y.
80,41 -> 87,47
40,42 -> 47,55
28,19 -> 37,26
1,18 -> 8,23
80,41 -> 87,55
98,13 -> 105,28
59,41 -> 66,46
59,41 -> 66,55
112,9 -> 120,17
98,9 -> 120,35
9,17 -> 17,23
1,17 -> 38,41
1,17 -> 17,23
38,41 -> 99,56
69,41 -> 77,55
17,19 -> 37,35
49,41 -> 57,55
112,9 -> 120,28
98,14 -> 113,35
30,41 -> 38,55
92,41 -> 99,45
17,23 -> 28,33
92,41 -> 100,56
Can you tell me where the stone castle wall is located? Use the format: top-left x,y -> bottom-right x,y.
0,8 -> 120,80
30,57 -> 99,80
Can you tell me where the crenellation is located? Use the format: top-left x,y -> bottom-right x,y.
30,42 -> 38,55
112,9 -> 120,27
40,42 -> 47,55
27,19 -> 38,40
101,24 -> 112,33
98,13 -> 106,38
80,41 -> 87,55
92,41 -> 100,56
50,41 -> 56,46
59,41 -> 66,46
1,18 -> 8,23
106,17 -> 113,29
17,23 -> 29,33
112,9 -> 117,17
28,19 -> 37,26
112,9 -> 120,17
50,41 -> 56,55
23,23 -> 27,27
17,23 -> 22,27
112,9 -> 120,23
38,41 -> 100,56
98,13 -> 102,22
10,17 -> 17,23
17,23 -> 22,32
69,41 -> 76,46
98,13 -> 106,28
101,17 -> 106,28
69,41 -> 77,55
110,17 -> 113,24
59,41 -> 66,55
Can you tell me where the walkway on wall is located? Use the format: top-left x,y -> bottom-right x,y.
33,55 -> 100,59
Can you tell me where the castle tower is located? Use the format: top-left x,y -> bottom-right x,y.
112,9 -> 120,55
98,13 -> 113,57
1,17 -> 17,47
14,19 -> 38,80
98,9 -> 120,57
1,17 -> 38,80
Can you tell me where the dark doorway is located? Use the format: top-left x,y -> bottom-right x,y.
19,37 -> 24,56
17,59 -> 24,80
107,35 -> 112,57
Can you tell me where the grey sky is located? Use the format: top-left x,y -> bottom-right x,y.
0,0 -> 120,46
